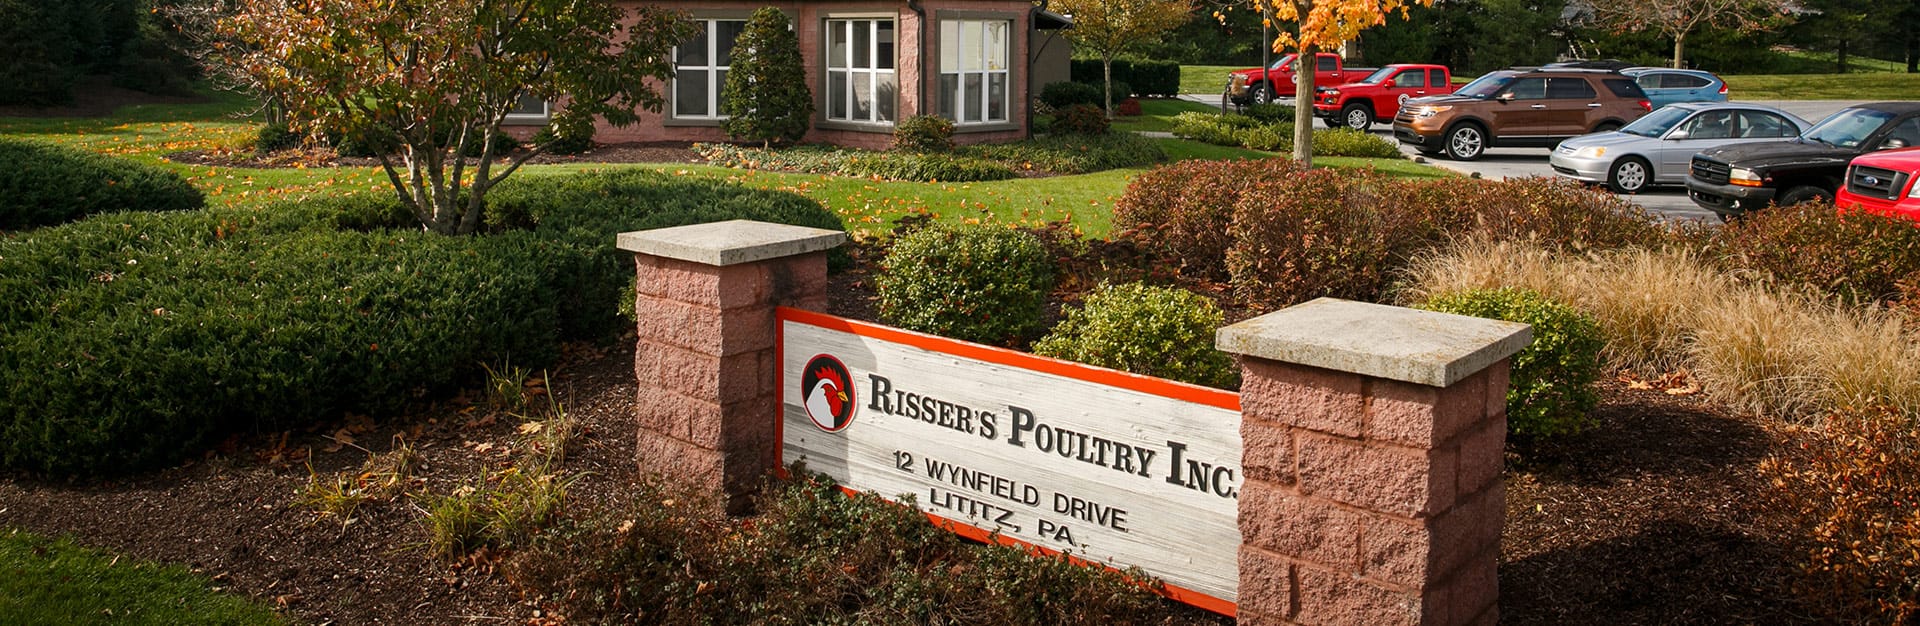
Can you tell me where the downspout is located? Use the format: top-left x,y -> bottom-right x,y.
1027,0 -> 1051,138
908,0 -> 928,118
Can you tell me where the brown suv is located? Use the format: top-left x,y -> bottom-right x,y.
1393,68 -> 1652,160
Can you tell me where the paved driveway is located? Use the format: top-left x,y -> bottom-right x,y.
1176,94 -> 1870,222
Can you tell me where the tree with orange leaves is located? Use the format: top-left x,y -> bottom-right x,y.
1256,0 -> 1431,164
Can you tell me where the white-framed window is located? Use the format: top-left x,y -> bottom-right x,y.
674,18 -> 747,119
937,19 -> 1009,124
825,18 -> 896,124
505,93 -> 550,123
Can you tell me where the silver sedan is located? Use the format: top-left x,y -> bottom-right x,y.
1550,102 -> 1811,193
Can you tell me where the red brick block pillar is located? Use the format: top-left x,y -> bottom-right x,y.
1217,298 -> 1531,626
616,220 -> 845,514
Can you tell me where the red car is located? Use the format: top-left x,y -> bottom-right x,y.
1312,64 -> 1455,130
1836,147 -> 1920,221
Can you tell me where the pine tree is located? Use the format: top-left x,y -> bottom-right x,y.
722,7 -> 812,147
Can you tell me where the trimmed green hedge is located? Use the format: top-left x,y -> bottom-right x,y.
1420,288 -> 1604,439
0,137 -> 203,230
1,170 -> 844,475
1069,59 -> 1181,97
877,224 -> 1055,347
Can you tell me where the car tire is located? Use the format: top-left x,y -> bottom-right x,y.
1443,123 -> 1486,161
1341,104 -> 1372,130
1607,156 -> 1651,194
1251,83 -> 1274,105
1593,121 -> 1623,133
1777,185 -> 1832,207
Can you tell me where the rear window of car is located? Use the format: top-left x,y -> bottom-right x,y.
1545,77 -> 1596,99
1602,78 -> 1646,98
1667,74 -> 1712,88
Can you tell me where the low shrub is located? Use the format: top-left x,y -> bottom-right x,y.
1039,81 -> 1103,110
254,123 -> 302,154
876,223 -> 1055,347
1242,103 -> 1296,123
1762,406 -> 1920,623
1169,111 -> 1257,146
1126,59 -> 1181,97
694,144 -> 1013,181
507,473 -> 1184,624
532,116 -> 596,155
1400,177 -> 1670,253
1311,127 -> 1400,158
0,137 -> 204,230
1225,166 -> 1401,306
1239,123 -> 1294,151
1420,288 -> 1604,439
964,132 -> 1165,174
1116,98 -> 1143,117
1033,282 -> 1238,389
892,115 -> 955,153
1,170 -> 844,475
1114,158 -> 1307,281
1711,201 -> 1920,305
1051,104 -> 1111,136
459,130 -> 521,158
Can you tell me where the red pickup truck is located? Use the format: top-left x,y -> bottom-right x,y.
1227,53 -> 1374,105
1313,64 -> 1455,130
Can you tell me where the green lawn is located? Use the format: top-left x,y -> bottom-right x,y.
1180,65 -> 1246,95
1723,72 -> 1920,100
0,530 -> 283,625
2,93 -> 1451,239
1111,99 -> 1226,133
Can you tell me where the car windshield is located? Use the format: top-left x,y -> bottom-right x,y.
1801,108 -> 1896,148
1620,107 -> 1693,137
1271,56 -> 1293,71
1360,67 -> 1396,84
1455,73 -> 1515,99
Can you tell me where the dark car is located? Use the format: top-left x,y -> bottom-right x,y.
1686,102 -> 1920,218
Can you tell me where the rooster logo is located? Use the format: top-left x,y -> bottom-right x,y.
801,354 -> 855,432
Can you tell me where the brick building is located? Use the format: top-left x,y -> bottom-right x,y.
508,2 -> 1072,149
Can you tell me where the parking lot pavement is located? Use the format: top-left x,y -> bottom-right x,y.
1170,96 -> 1869,222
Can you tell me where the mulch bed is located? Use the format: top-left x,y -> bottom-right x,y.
0,234 -> 1816,625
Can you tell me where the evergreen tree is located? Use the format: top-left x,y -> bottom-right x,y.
722,8 -> 812,147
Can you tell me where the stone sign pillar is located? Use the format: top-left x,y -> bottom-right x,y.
1217,298 -> 1530,626
615,220 -> 845,514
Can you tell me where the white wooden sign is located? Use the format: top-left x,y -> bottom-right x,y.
778,307 -> 1243,615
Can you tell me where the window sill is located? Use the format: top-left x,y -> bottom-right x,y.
664,117 -> 726,128
953,121 -> 1018,133
817,119 -> 897,133
502,115 -> 550,127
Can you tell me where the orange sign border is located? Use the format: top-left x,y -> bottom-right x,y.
776,306 -> 1240,617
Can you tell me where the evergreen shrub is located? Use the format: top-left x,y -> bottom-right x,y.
876,224 -> 1055,347
963,132 -> 1165,174
532,116 -> 597,155
254,123 -> 302,154
721,7 -> 814,146
1311,127 -> 1400,157
1420,288 -> 1604,439
0,137 -> 203,230
1033,282 -> 1238,388
1038,81 -> 1102,110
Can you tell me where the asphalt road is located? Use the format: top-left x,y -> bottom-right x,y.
1177,94 -> 1870,222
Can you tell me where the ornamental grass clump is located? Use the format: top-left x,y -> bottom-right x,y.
1033,282 -> 1238,389
876,224 -> 1055,347
1420,288 -> 1605,439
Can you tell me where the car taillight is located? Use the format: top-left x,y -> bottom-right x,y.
1639,99 -> 1652,112
1718,83 -> 1728,95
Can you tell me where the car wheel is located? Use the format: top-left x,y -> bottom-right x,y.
1342,104 -> 1372,130
1251,83 -> 1274,105
1777,185 -> 1832,207
1443,124 -> 1485,161
1607,157 -> 1651,194
1593,121 -> 1622,133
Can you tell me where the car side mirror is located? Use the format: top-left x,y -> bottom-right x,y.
1666,129 -> 1689,140
1884,137 -> 1911,149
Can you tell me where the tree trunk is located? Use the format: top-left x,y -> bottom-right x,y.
1103,56 -> 1114,119
1838,39 -> 1850,74
1293,48 -> 1315,167
1671,33 -> 1685,69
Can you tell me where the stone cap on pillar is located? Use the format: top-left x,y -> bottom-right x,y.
615,220 -> 846,267
1216,297 -> 1532,387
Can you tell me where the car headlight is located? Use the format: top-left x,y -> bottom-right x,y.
1908,176 -> 1920,198
1577,146 -> 1606,158
1729,167 -> 1764,187
1415,106 -> 1451,118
